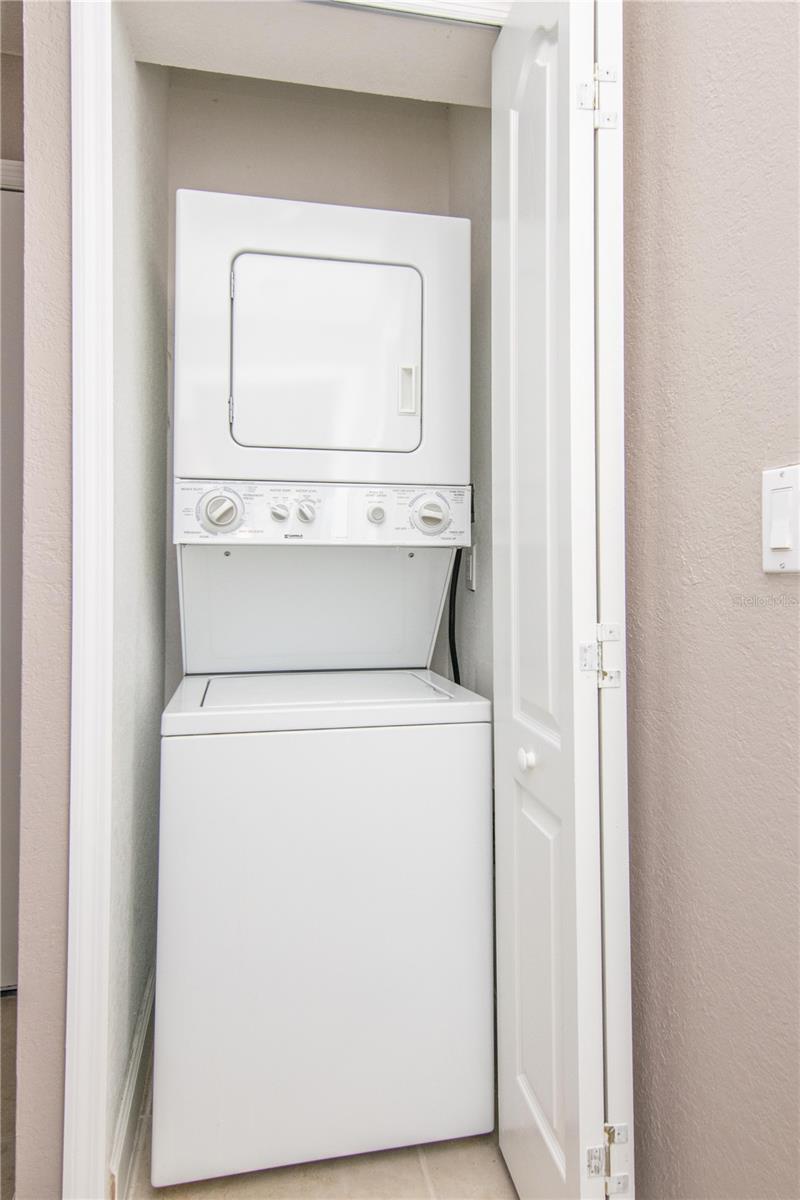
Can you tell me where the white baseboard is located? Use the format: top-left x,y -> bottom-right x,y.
109,969 -> 155,1200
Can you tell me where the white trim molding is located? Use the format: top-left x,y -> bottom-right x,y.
1,158 -> 24,191
322,0 -> 510,24
63,1 -> 115,1197
109,971 -> 155,1200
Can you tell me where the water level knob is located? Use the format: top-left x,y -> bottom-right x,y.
296,501 -> 316,524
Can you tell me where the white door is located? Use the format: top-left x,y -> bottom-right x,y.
492,2 -> 633,1198
231,253 -> 422,453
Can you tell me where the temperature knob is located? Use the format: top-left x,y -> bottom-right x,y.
270,503 -> 290,522
367,504 -> 386,524
296,501 -> 316,524
411,495 -> 451,535
200,490 -> 243,532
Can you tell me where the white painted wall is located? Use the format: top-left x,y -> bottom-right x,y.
107,7 -> 168,1171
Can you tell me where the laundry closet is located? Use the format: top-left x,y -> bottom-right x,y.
90,3 -> 634,1199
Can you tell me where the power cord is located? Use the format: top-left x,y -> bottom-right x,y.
448,547 -> 462,686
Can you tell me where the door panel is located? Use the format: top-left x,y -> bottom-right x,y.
152,722 -> 494,1186
492,3 -> 607,1197
231,252 -> 422,453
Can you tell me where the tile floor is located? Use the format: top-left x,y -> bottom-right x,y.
1,994 -> 16,1200
129,1086 -> 517,1200
1,993 -> 516,1200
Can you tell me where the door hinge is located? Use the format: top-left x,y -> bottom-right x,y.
586,1124 -> 630,1194
228,396 -> 234,426
579,624 -> 622,689
577,64 -> 619,129
230,270 -> 235,298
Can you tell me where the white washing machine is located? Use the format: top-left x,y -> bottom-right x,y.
153,193 -> 492,1186
152,669 -> 493,1187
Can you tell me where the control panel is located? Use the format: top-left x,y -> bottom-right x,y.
174,481 -> 472,546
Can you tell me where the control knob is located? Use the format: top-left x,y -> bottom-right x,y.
270,503 -> 290,522
411,495 -> 451,535
367,503 -> 386,524
200,490 -> 243,532
296,501 -> 316,524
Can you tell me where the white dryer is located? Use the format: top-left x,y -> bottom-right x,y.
174,190 -> 470,485
152,669 -> 493,1187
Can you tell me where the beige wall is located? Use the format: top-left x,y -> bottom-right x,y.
624,4 -> 800,1198
16,2 -> 71,1197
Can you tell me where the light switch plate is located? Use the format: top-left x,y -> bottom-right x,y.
762,464 -> 800,573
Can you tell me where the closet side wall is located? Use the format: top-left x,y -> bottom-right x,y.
107,12 -> 169,1164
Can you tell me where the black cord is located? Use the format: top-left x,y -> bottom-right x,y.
448,547 -> 463,686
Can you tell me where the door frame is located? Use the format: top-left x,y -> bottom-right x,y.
1,157 -> 24,993
595,3 -> 635,1185
61,2 -> 632,1195
62,1 -> 115,1196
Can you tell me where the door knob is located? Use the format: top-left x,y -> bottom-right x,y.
517,747 -> 537,772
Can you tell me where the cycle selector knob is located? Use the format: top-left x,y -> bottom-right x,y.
296,501 -> 316,524
200,490 -> 243,532
270,503 -> 290,522
411,495 -> 451,535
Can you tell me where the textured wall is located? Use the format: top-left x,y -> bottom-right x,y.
15,2 -> 71,1196
107,9 -> 169,1173
624,4 -> 800,1198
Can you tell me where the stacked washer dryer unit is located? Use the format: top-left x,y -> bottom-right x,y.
152,190 -> 493,1187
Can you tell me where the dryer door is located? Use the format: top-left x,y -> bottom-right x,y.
231,253 -> 422,454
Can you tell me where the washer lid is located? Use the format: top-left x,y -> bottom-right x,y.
162,669 -> 490,736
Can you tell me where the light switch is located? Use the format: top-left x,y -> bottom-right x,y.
762,464 -> 800,572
